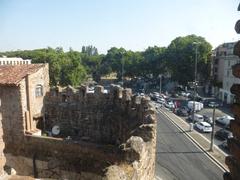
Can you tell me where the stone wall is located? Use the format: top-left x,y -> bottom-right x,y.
0,83 -> 156,180
4,85 -> 157,180
224,65 -> 240,180
44,85 -> 154,145
224,6 -> 240,180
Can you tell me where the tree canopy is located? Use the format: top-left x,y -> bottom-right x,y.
0,35 -> 212,86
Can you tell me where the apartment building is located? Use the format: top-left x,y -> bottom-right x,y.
0,56 -> 31,65
212,42 -> 240,104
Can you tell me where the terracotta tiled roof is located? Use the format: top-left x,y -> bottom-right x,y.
0,64 -> 46,86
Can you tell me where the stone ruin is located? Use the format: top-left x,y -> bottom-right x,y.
4,85 -> 157,179
223,3 -> 240,180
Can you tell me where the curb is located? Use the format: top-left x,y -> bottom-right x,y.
158,108 -> 228,173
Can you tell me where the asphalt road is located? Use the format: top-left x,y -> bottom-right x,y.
155,111 -> 224,180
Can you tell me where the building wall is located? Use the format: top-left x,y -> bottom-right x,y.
28,64 -> 49,117
0,64 -> 49,176
219,55 -> 240,104
212,42 -> 236,83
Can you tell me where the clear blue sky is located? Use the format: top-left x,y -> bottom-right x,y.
0,0 -> 239,54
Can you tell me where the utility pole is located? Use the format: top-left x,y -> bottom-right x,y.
121,55 -> 124,88
192,42 -> 199,123
159,74 -> 162,95
210,105 -> 216,151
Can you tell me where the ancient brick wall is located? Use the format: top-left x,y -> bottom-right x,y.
44,85 -> 151,145
0,86 -> 25,143
4,85 -> 157,180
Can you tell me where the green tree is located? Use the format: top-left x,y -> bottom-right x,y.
166,34 -> 212,85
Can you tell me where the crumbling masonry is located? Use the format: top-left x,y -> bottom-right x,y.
224,3 -> 240,180
0,64 -> 157,179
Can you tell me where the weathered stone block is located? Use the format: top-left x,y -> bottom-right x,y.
231,103 -> 240,116
125,136 -> 145,162
230,120 -> 240,139
228,138 -> 240,162
225,156 -> 240,180
103,165 -> 128,180
232,63 -> 240,78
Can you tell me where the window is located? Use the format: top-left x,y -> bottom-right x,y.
227,70 -> 229,77
35,85 -> 43,97
228,61 -> 230,67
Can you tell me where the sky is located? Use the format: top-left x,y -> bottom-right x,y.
0,0 -> 239,54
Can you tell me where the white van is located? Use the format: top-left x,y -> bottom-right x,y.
189,114 -> 204,123
188,101 -> 203,111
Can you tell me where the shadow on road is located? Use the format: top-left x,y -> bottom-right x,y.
156,151 -> 203,154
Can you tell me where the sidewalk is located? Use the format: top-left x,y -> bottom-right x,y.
159,108 -> 229,172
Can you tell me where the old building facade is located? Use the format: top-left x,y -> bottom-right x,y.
212,42 -> 240,104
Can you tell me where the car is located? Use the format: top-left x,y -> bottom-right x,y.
189,114 -> 204,123
216,115 -> 234,126
182,106 -> 191,114
157,98 -> 166,105
208,101 -> 219,108
215,129 -> 233,140
176,108 -> 189,116
165,101 -> 175,109
219,140 -> 229,152
195,122 -> 212,133
203,115 -> 213,124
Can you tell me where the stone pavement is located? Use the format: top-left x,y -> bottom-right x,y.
158,108 -> 229,172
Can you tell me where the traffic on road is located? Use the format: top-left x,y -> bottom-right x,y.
149,90 -> 233,154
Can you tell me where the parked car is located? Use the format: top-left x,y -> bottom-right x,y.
195,122 -> 212,133
182,106 -> 191,114
157,98 -> 166,105
165,101 -> 175,109
215,129 -> 233,140
189,114 -> 204,123
203,115 -> 213,124
208,101 -> 219,108
216,115 -> 234,126
176,108 -> 189,116
219,140 -> 229,152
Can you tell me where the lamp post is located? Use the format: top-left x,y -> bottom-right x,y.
122,58 -> 124,87
210,104 -> 216,151
192,42 -> 200,123
159,74 -> 162,95
120,52 -> 124,87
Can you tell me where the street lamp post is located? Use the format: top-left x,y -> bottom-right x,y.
121,55 -> 124,87
210,104 -> 216,151
159,74 -> 162,95
192,42 -> 200,123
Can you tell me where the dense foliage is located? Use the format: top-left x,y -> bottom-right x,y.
0,35 -> 212,86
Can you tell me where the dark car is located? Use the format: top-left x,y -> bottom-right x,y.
215,129 -> 233,140
203,115 -> 213,124
176,108 -> 189,116
219,140 -> 229,152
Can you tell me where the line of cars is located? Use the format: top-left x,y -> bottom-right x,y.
177,107 -> 233,152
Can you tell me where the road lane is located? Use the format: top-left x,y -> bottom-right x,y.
155,111 -> 224,180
